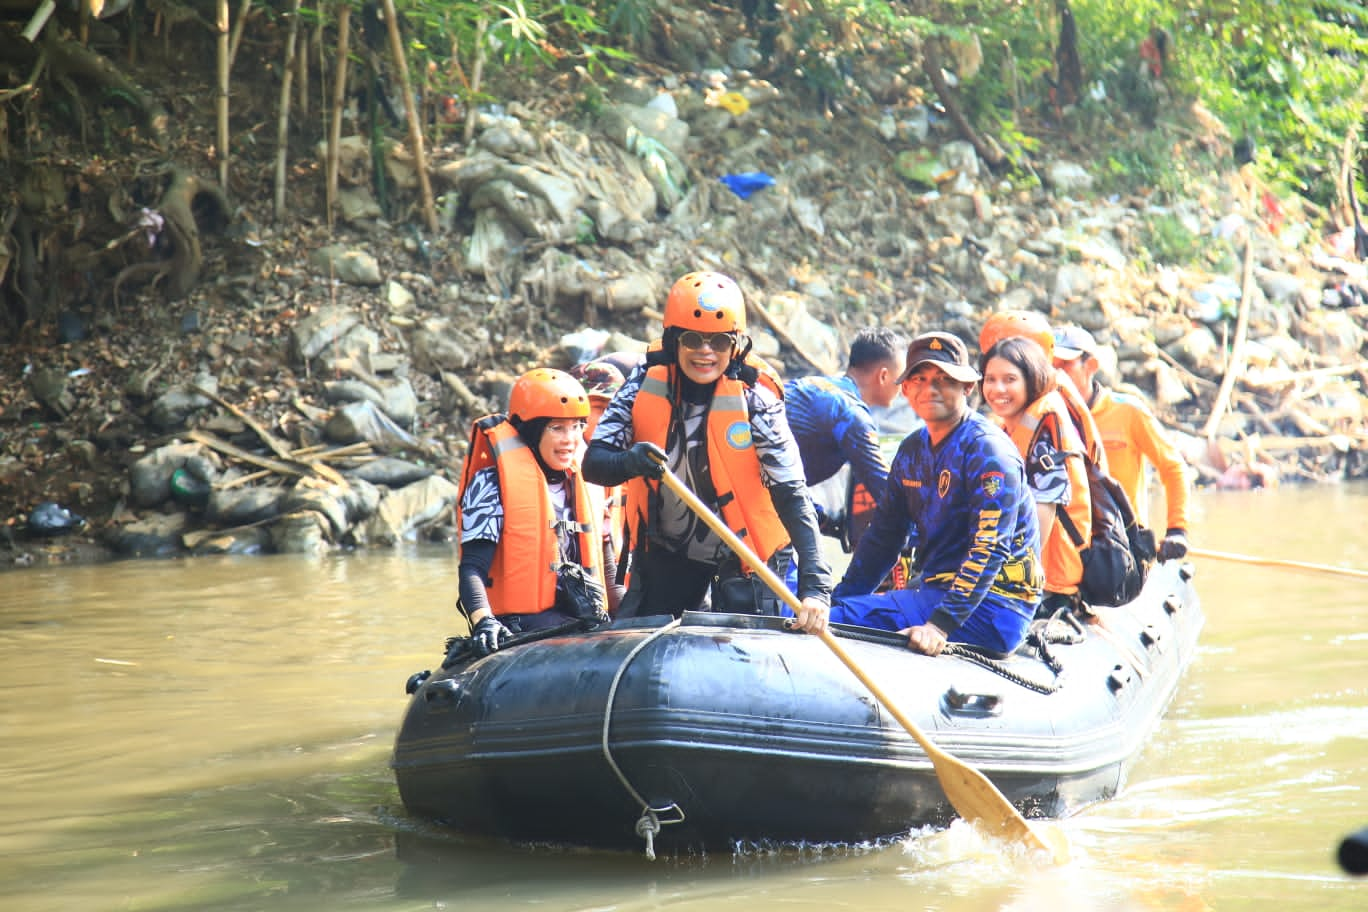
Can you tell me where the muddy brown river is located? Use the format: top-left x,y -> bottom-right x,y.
1,484 -> 1365,911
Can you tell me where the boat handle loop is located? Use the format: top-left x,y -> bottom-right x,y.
601,617 -> 686,860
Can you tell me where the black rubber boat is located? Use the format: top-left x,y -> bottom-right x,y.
391,560 -> 1202,853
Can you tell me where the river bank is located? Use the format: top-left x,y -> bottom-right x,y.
1,10 -> 1365,571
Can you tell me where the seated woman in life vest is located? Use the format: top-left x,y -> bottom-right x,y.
581,270 -> 831,634
456,368 -> 623,657
979,309 -> 1109,473
980,336 -> 1092,616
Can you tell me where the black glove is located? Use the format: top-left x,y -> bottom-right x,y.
1158,529 -> 1189,562
813,502 -> 845,539
622,442 -> 666,479
471,615 -> 512,657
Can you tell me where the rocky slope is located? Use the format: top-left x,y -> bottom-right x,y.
2,9 -> 1365,566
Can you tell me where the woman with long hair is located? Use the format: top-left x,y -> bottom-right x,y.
980,336 -> 1092,614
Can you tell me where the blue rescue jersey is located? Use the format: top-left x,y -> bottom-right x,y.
783,375 -> 890,493
834,410 -> 1041,630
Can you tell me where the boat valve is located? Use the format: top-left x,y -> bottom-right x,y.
1139,626 -> 1164,651
944,686 -> 1003,717
422,678 -> 462,705
405,670 -> 431,694
1106,664 -> 1134,693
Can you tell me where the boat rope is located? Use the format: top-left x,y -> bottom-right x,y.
944,642 -> 1063,695
600,617 -> 685,860
1027,609 -> 1087,676
832,623 -> 1066,695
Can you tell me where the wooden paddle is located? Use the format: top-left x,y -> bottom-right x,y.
1189,547 -> 1368,581
653,462 -> 1065,860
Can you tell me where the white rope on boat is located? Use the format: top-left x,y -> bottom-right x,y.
600,616 -> 685,860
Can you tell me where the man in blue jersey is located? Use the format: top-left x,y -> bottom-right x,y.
829,331 -> 1043,656
784,327 -> 911,548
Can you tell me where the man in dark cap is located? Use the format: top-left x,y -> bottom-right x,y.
829,331 -> 1043,657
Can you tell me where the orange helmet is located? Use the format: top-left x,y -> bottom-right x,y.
507,368 -> 590,422
663,271 -> 746,333
979,310 -> 1055,360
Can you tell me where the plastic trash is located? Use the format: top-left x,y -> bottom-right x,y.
170,467 -> 212,509
625,126 -> 688,209
1192,276 -> 1242,322
645,92 -> 679,119
717,92 -> 750,116
27,501 -> 86,537
560,327 -> 611,365
719,171 -> 775,200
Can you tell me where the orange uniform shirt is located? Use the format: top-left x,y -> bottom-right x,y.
1090,388 -> 1191,532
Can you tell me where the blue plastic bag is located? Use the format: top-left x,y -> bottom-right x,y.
719,171 -> 776,200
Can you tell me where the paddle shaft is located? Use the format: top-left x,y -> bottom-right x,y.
652,463 -> 1050,853
1190,547 -> 1368,581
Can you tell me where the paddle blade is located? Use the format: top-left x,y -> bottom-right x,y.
929,753 -> 1066,861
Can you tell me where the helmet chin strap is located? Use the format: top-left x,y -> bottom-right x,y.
726,334 -> 758,384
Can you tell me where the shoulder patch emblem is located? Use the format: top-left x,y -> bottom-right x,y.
981,471 -> 1004,497
725,420 -> 753,450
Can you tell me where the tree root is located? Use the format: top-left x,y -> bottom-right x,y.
114,168 -> 231,304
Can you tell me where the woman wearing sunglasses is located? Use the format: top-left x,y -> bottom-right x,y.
581,271 -> 831,633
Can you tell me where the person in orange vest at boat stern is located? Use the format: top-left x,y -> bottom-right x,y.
1051,324 -> 1191,562
980,334 -> 1093,616
581,271 -> 832,633
455,368 -> 624,657
828,331 -> 1043,656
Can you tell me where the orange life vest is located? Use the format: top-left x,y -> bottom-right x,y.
458,416 -> 604,616
626,364 -> 790,564
1002,391 -> 1091,595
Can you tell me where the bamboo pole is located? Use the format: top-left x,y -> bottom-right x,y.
273,0 -> 303,221
462,17 -> 487,147
216,0 -> 230,195
297,24 -> 310,118
379,0 -> 438,233
1190,547 -> 1368,582
227,0 -> 251,68
326,0 -> 351,231
1201,235 -> 1256,440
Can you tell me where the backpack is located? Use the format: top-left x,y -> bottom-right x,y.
1056,452 -> 1157,608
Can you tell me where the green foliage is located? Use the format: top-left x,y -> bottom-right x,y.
1066,0 -> 1368,206
604,0 -> 656,49
362,0 -> 634,149
858,0 -> 1368,207
1135,210 -> 1236,271
1136,212 -> 1200,268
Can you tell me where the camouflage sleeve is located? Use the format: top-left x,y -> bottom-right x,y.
459,466 -> 503,545
1025,429 -> 1071,506
590,374 -> 641,450
747,386 -> 807,487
